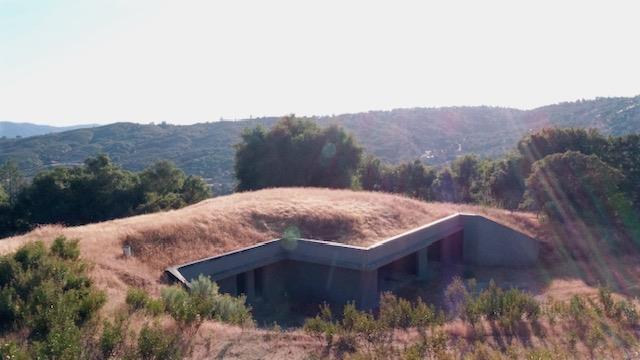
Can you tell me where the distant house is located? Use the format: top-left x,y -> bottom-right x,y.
166,213 -> 538,310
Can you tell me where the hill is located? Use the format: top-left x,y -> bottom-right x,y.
0,121 -> 98,138
1,96 -> 639,193
0,188 -> 538,309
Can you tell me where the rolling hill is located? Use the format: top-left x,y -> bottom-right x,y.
0,121 -> 98,138
1,96 -> 639,193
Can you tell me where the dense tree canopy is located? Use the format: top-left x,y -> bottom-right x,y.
235,116 -> 363,191
522,151 -> 625,223
0,155 -> 211,237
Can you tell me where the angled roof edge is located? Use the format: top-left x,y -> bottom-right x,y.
165,212 -> 537,286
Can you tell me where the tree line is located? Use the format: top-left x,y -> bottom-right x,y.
0,155 -> 211,237
2,116 -> 638,238
235,117 -> 640,226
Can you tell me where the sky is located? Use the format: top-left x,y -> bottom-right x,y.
1,0 -> 639,126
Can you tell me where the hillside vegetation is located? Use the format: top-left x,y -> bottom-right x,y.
2,96 -> 639,193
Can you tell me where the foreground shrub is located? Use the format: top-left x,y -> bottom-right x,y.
305,293 -> 443,357
100,316 -> 127,358
126,287 -> 151,312
0,342 -> 29,360
0,237 -> 105,358
161,275 -> 252,327
137,322 -> 181,360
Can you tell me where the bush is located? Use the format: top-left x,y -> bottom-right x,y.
379,292 -> 414,329
0,342 -> 29,360
456,279 -> 540,332
614,300 -> 639,326
0,237 -> 106,357
161,286 -> 198,325
444,277 -> 470,319
126,287 -> 150,312
50,236 -> 80,260
100,317 -> 126,358
145,298 -> 165,316
161,276 -> 252,326
137,323 -> 181,360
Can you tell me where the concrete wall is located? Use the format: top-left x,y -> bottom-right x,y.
215,260 -> 379,310
462,215 -> 539,266
284,260 -> 378,309
165,213 -> 540,310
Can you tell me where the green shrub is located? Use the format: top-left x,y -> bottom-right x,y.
161,276 -> 253,326
0,256 -> 19,287
444,277 -> 470,319
614,300 -> 639,326
50,236 -> 80,260
126,287 -> 150,311
161,286 -> 198,325
137,323 -> 181,360
379,292 -> 442,332
13,241 -> 46,269
458,279 -> 540,332
379,292 -> 414,329
211,293 -> 252,325
0,237 -> 105,357
34,318 -> 82,360
100,318 -> 126,358
568,295 -> 587,324
0,342 -> 29,360
303,303 -> 336,344
0,287 -> 19,329
145,298 -> 165,316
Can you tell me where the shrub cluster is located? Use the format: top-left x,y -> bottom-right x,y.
0,237 -> 106,359
446,278 -> 540,332
304,292 -> 444,357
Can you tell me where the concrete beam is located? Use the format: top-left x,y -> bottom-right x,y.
245,270 -> 255,301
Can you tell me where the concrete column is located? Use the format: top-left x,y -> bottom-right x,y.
441,237 -> 453,264
359,269 -> 378,310
417,247 -> 429,281
245,270 -> 255,301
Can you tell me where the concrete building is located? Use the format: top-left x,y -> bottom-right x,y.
166,213 -> 539,310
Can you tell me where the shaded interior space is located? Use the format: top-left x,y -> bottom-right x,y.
213,259 -> 376,327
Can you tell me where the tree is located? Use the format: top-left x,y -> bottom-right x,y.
234,116 -> 363,190
394,160 -> 435,200
140,160 -> 186,195
450,155 -> 482,203
181,175 -> 212,204
517,128 -> 608,171
0,184 -> 7,206
522,151 -> 624,223
484,154 -> 527,209
603,134 -> 640,209
17,155 -> 142,225
431,168 -> 456,202
358,155 -> 386,192
0,161 -> 25,206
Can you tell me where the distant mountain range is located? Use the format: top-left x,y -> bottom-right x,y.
0,122 -> 98,138
1,96 -> 639,194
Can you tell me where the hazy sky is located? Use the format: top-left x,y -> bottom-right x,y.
1,0 -> 639,126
